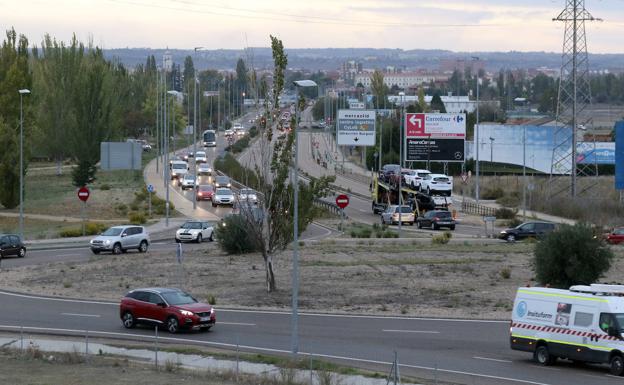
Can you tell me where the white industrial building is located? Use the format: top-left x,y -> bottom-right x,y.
387,94 -> 493,114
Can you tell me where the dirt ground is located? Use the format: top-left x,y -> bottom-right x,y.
4,240 -> 622,319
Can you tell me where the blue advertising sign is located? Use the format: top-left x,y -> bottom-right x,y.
616,121 -> 624,190
576,142 -> 615,165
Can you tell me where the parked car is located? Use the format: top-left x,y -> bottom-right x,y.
498,221 -> 556,242
175,220 -> 214,243
170,160 -> 189,180
90,225 -> 150,254
605,227 -> 624,244
197,163 -> 212,176
178,174 -> 196,190
119,287 -> 215,333
212,188 -> 235,207
403,169 -> 431,190
196,184 -> 214,201
0,233 -> 26,258
381,205 -> 415,226
419,173 -> 453,196
214,175 -> 231,189
416,210 -> 456,230
238,188 -> 258,204
195,151 -> 207,163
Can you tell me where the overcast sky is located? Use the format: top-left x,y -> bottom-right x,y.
4,0 -> 623,53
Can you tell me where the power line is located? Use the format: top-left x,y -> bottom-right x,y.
107,0 -> 505,29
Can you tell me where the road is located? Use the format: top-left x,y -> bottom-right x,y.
0,290 -> 620,385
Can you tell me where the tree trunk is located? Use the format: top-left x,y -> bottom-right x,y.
264,253 -> 276,292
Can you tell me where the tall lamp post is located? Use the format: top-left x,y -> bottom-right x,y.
193,47 -> 203,210
18,89 -> 31,240
291,79 -> 318,356
398,91 -> 405,237
472,57 -> 481,203
489,137 -> 495,163
165,90 -> 177,227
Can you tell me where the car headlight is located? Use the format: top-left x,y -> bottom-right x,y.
500,230 -> 507,234
180,310 -> 193,316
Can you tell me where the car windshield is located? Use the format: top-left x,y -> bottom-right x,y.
198,185 -> 213,191
172,163 -> 186,169
102,227 -> 123,236
436,211 -> 452,218
216,189 -> 231,196
162,291 -> 197,306
185,175 -> 195,180
396,206 -> 412,214
196,152 -> 206,157
216,177 -> 229,183
181,222 -> 202,229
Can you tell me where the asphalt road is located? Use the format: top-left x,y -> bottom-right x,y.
0,290 -> 620,385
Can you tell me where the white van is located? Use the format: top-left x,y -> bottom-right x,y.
511,284 -> 624,375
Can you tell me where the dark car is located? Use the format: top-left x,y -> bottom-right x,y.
416,210 -> 455,230
196,184 -> 214,201
498,221 -> 556,242
605,227 -> 624,245
0,233 -> 26,259
380,164 -> 401,185
119,287 -> 215,333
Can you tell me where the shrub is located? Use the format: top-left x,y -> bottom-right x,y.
115,203 -> 128,215
481,187 -> 504,200
59,222 -> 106,237
534,223 -> 614,288
99,184 -> 111,191
381,231 -> 398,238
128,211 -> 146,224
496,194 -> 520,208
495,207 -> 517,220
207,295 -> 216,305
432,231 -> 452,245
500,267 -> 511,279
248,126 -> 258,138
214,215 -> 260,254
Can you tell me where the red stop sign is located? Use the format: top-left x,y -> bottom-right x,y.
77,186 -> 90,202
335,194 -> 349,209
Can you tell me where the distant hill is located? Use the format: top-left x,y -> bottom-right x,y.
104,47 -> 624,73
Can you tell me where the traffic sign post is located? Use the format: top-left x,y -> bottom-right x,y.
147,184 -> 155,217
335,195 -> 349,231
77,186 -> 90,236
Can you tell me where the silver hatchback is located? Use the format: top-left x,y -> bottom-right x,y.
90,226 -> 150,255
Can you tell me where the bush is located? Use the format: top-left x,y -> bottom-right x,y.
495,207 -> 517,220
99,184 -> 111,191
534,223 -> 614,288
432,231 -> 452,245
59,222 -> 107,237
128,211 -> 146,224
350,226 -> 372,238
500,267 -> 511,279
214,215 -> 260,254
248,126 -> 258,138
481,187 -> 504,200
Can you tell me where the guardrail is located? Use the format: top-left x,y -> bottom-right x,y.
461,201 -> 498,217
313,198 -> 345,217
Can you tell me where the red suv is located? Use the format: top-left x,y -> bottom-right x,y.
119,288 -> 215,333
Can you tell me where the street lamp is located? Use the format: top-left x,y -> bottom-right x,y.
472,56 -> 481,203
18,89 -> 30,240
291,79 -> 318,356
489,137 -> 495,163
398,91 -> 405,237
165,90 -> 177,227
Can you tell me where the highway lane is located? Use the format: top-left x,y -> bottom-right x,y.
0,290 -> 620,385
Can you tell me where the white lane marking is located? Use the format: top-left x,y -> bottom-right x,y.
61,313 -> 101,318
219,322 -> 256,326
382,329 -> 440,334
473,356 -> 513,363
0,324 -> 552,385
0,290 -> 508,323
51,254 -> 83,258
29,248 -> 89,254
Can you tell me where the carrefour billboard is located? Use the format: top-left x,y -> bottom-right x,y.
576,142 -> 615,164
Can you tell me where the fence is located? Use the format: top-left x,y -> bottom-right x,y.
461,201 -> 497,217
313,198 -> 344,217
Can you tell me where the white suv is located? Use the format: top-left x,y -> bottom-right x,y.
420,174 -> 453,196
178,174 -> 196,190
403,169 -> 431,190
90,226 -> 150,255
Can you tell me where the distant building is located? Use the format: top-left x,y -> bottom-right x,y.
342,60 -> 363,85
163,50 -> 173,72
387,94 -> 498,114
355,71 -> 447,90
439,58 -> 485,74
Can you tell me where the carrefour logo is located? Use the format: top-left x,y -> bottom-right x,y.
516,301 -> 528,318
454,115 -> 464,123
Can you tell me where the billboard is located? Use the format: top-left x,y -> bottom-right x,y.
405,113 -> 466,138
100,142 -> 142,171
576,142 -> 615,164
404,113 -> 466,162
337,109 -> 376,146
406,138 -> 465,162
349,102 -> 365,109
616,121 -> 624,189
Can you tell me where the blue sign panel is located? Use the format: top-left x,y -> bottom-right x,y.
577,142 -> 615,165
616,121 -> 624,190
